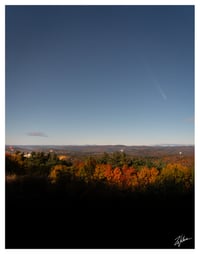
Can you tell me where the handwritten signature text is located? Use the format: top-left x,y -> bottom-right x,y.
174,234 -> 192,247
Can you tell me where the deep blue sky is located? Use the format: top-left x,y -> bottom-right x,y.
6,5 -> 194,145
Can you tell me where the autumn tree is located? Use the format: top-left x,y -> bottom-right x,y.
48,164 -> 68,183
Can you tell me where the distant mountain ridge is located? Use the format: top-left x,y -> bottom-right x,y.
5,144 -> 194,156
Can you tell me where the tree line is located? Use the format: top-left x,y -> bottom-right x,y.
5,150 -> 194,196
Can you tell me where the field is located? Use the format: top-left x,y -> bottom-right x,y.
5,145 -> 194,248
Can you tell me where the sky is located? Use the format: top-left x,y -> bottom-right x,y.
5,5 -> 194,146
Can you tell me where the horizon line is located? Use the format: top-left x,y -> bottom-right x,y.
5,144 -> 194,147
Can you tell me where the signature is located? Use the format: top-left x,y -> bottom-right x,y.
174,234 -> 192,247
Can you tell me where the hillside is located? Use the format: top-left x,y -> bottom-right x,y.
6,145 -> 194,157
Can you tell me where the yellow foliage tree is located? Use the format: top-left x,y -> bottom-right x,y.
159,163 -> 193,191
49,164 -> 68,183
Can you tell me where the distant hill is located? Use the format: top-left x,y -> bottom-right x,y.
5,145 -> 194,157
